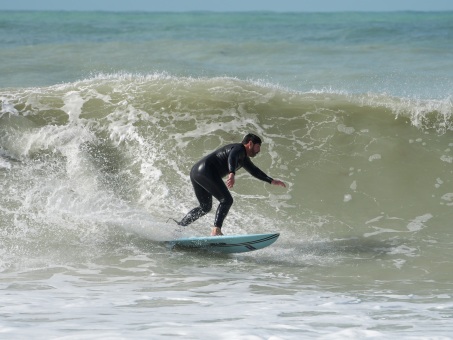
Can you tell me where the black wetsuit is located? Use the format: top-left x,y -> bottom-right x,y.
179,143 -> 273,229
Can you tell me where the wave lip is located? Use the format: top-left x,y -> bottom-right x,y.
3,73 -> 452,132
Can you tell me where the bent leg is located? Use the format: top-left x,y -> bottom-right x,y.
211,183 -> 233,229
179,162 -> 233,229
178,177 -> 212,226
198,174 -> 233,229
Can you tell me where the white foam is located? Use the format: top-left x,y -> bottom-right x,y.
320,329 -> 383,339
0,99 -> 19,116
441,193 -> 453,206
435,177 -> 444,188
0,158 -> 11,170
62,91 -> 85,122
337,124 -> 355,135
440,155 -> 453,163
368,154 -> 381,162
406,213 -> 432,232
365,215 -> 384,224
364,227 -> 400,238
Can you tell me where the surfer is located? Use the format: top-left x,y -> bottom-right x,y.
175,133 -> 286,236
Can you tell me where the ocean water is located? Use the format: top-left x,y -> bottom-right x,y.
1,10 -> 453,339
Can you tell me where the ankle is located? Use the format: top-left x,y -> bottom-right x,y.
211,226 -> 223,236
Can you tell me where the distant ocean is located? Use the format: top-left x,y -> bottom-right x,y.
1,11 -> 453,339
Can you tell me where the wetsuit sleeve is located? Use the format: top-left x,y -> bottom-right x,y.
242,157 -> 273,184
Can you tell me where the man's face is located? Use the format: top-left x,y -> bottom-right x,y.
249,142 -> 261,157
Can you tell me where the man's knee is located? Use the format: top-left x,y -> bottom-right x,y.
221,195 -> 233,208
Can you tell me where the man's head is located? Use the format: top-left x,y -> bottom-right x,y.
242,133 -> 262,157
242,133 -> 262,145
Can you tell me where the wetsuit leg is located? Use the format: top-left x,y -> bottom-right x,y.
212,181 -> 233,229
194,169 -> 233,229
178,177 -> 213,226
179,162 -> 233,228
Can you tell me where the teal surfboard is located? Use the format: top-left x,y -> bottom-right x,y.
165,233 -> 279,254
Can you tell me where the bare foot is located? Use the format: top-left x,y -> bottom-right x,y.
211,227 -> 223,236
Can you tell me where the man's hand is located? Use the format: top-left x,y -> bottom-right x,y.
226,173 -> 235,188
271,179 -> 286,188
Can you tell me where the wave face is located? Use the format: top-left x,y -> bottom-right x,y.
1,75 -> 452,268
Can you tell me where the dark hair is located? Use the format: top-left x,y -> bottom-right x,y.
242,133 -> 262,145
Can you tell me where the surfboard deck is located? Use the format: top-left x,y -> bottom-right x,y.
165,233 -> 279,254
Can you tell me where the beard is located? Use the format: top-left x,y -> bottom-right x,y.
249,150 -> 259,157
